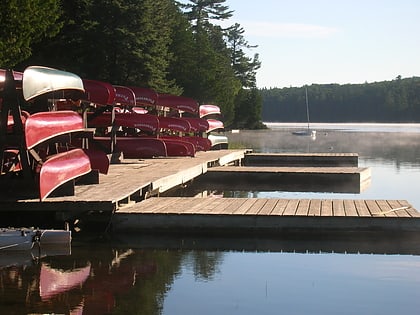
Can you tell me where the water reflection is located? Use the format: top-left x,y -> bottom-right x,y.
3,124 -> 420,314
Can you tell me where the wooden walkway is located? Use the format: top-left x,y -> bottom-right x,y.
244,153 -> 359,167
0,150 -> 246,214
112,197 -> 420,233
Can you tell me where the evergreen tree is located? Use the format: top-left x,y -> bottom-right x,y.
226,23 -> 261,88
0,0 -> 62,68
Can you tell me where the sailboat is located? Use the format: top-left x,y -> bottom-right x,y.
292,86 -> 316,138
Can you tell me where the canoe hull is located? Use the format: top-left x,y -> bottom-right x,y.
39,148 -> 92,201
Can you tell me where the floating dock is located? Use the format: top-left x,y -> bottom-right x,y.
112,197 -> 420,233
244,152 -> 359,167
1,149 -> 419,234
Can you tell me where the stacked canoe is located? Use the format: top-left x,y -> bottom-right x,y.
0,65 -> 228,201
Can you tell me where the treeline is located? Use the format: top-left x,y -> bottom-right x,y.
0,0 -> 264,129
261,77 -> 420,122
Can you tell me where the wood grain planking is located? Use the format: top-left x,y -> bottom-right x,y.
386,200 -> 411,218
376,200 -> 397,217
399,200 -> 420,217
332,199 -> 345,216
365,200 -> 384,217
271,199 -> 289,215
245,199 -> 269,215
343,199 -> 358,216
181,198 -> 212,214
283,199 -> 299,215
296,199 -> 310,216
321,199 -> 333,216
259,199 -> 279,215
354,200 -> 371,217
308,199 -> 321,216
233,198 -> 259,215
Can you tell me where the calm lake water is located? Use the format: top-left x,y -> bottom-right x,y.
2,123 -> 420,314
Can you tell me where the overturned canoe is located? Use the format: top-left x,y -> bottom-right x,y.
158,116 -> 191,133
88,112 -> 159,133
39,148 -> 92,201
22,66 -> 84,101
129,86 -> 158,106
25,111 -> 86,149
157,94 -> 198,114
182,136 -> 212,151
206,119 -> 225,133
199,104 -> 221,118
182,117 -> 209,133
93,137 -> 167,158
82,79 -> 116,105
114,85 -> 136,106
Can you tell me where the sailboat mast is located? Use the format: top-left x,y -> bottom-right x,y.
305,86 -> 310,130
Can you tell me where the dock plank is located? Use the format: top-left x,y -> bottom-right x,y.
321,199 -> 333,216
283,199 -> 299,215
115,197 -> 420,233
332,200 -> 345,216
271,199 -> 289,215
296,199 -> 310,216
308,199 -> 321,216
354,200 -> 371,217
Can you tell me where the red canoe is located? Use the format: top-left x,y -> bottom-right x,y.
182,117 -> 210,133
161,137 -> 196,157
157,94 -> 198,114
93,137 -> 168,158
25,111 -> 86,149
206,119 -> 225,133
114,86 -> 136,106
129,86 -> 158,106
82,79 -> 116,105
158,116 -> 191,133
182,136 -> 212,151
39,148 -> 92,201
88,112 -> 159,133
199,104 -> 221,118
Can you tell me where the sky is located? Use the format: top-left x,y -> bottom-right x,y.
220,0 -> 420,88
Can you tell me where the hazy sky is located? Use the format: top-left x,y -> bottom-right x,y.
222,0 -> 420,88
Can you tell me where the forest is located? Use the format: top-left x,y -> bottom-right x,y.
0,0 -> 264,129
261,76 -> 420,123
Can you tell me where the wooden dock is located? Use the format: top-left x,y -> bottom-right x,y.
199,165 -> 371,193
1,149 -> 418,235
244,153 -> 359,167
112,197 -> 420,233
0,150 -> 246,224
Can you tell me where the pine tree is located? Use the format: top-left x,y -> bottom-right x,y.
0,0 -> 62,68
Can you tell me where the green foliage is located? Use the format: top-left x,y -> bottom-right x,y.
261,78 -> 420,123
233,88 -> 266,129
0,0 -> 62,68
4,0 -> 264,128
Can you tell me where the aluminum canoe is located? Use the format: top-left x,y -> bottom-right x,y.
22,66 -> 84,101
